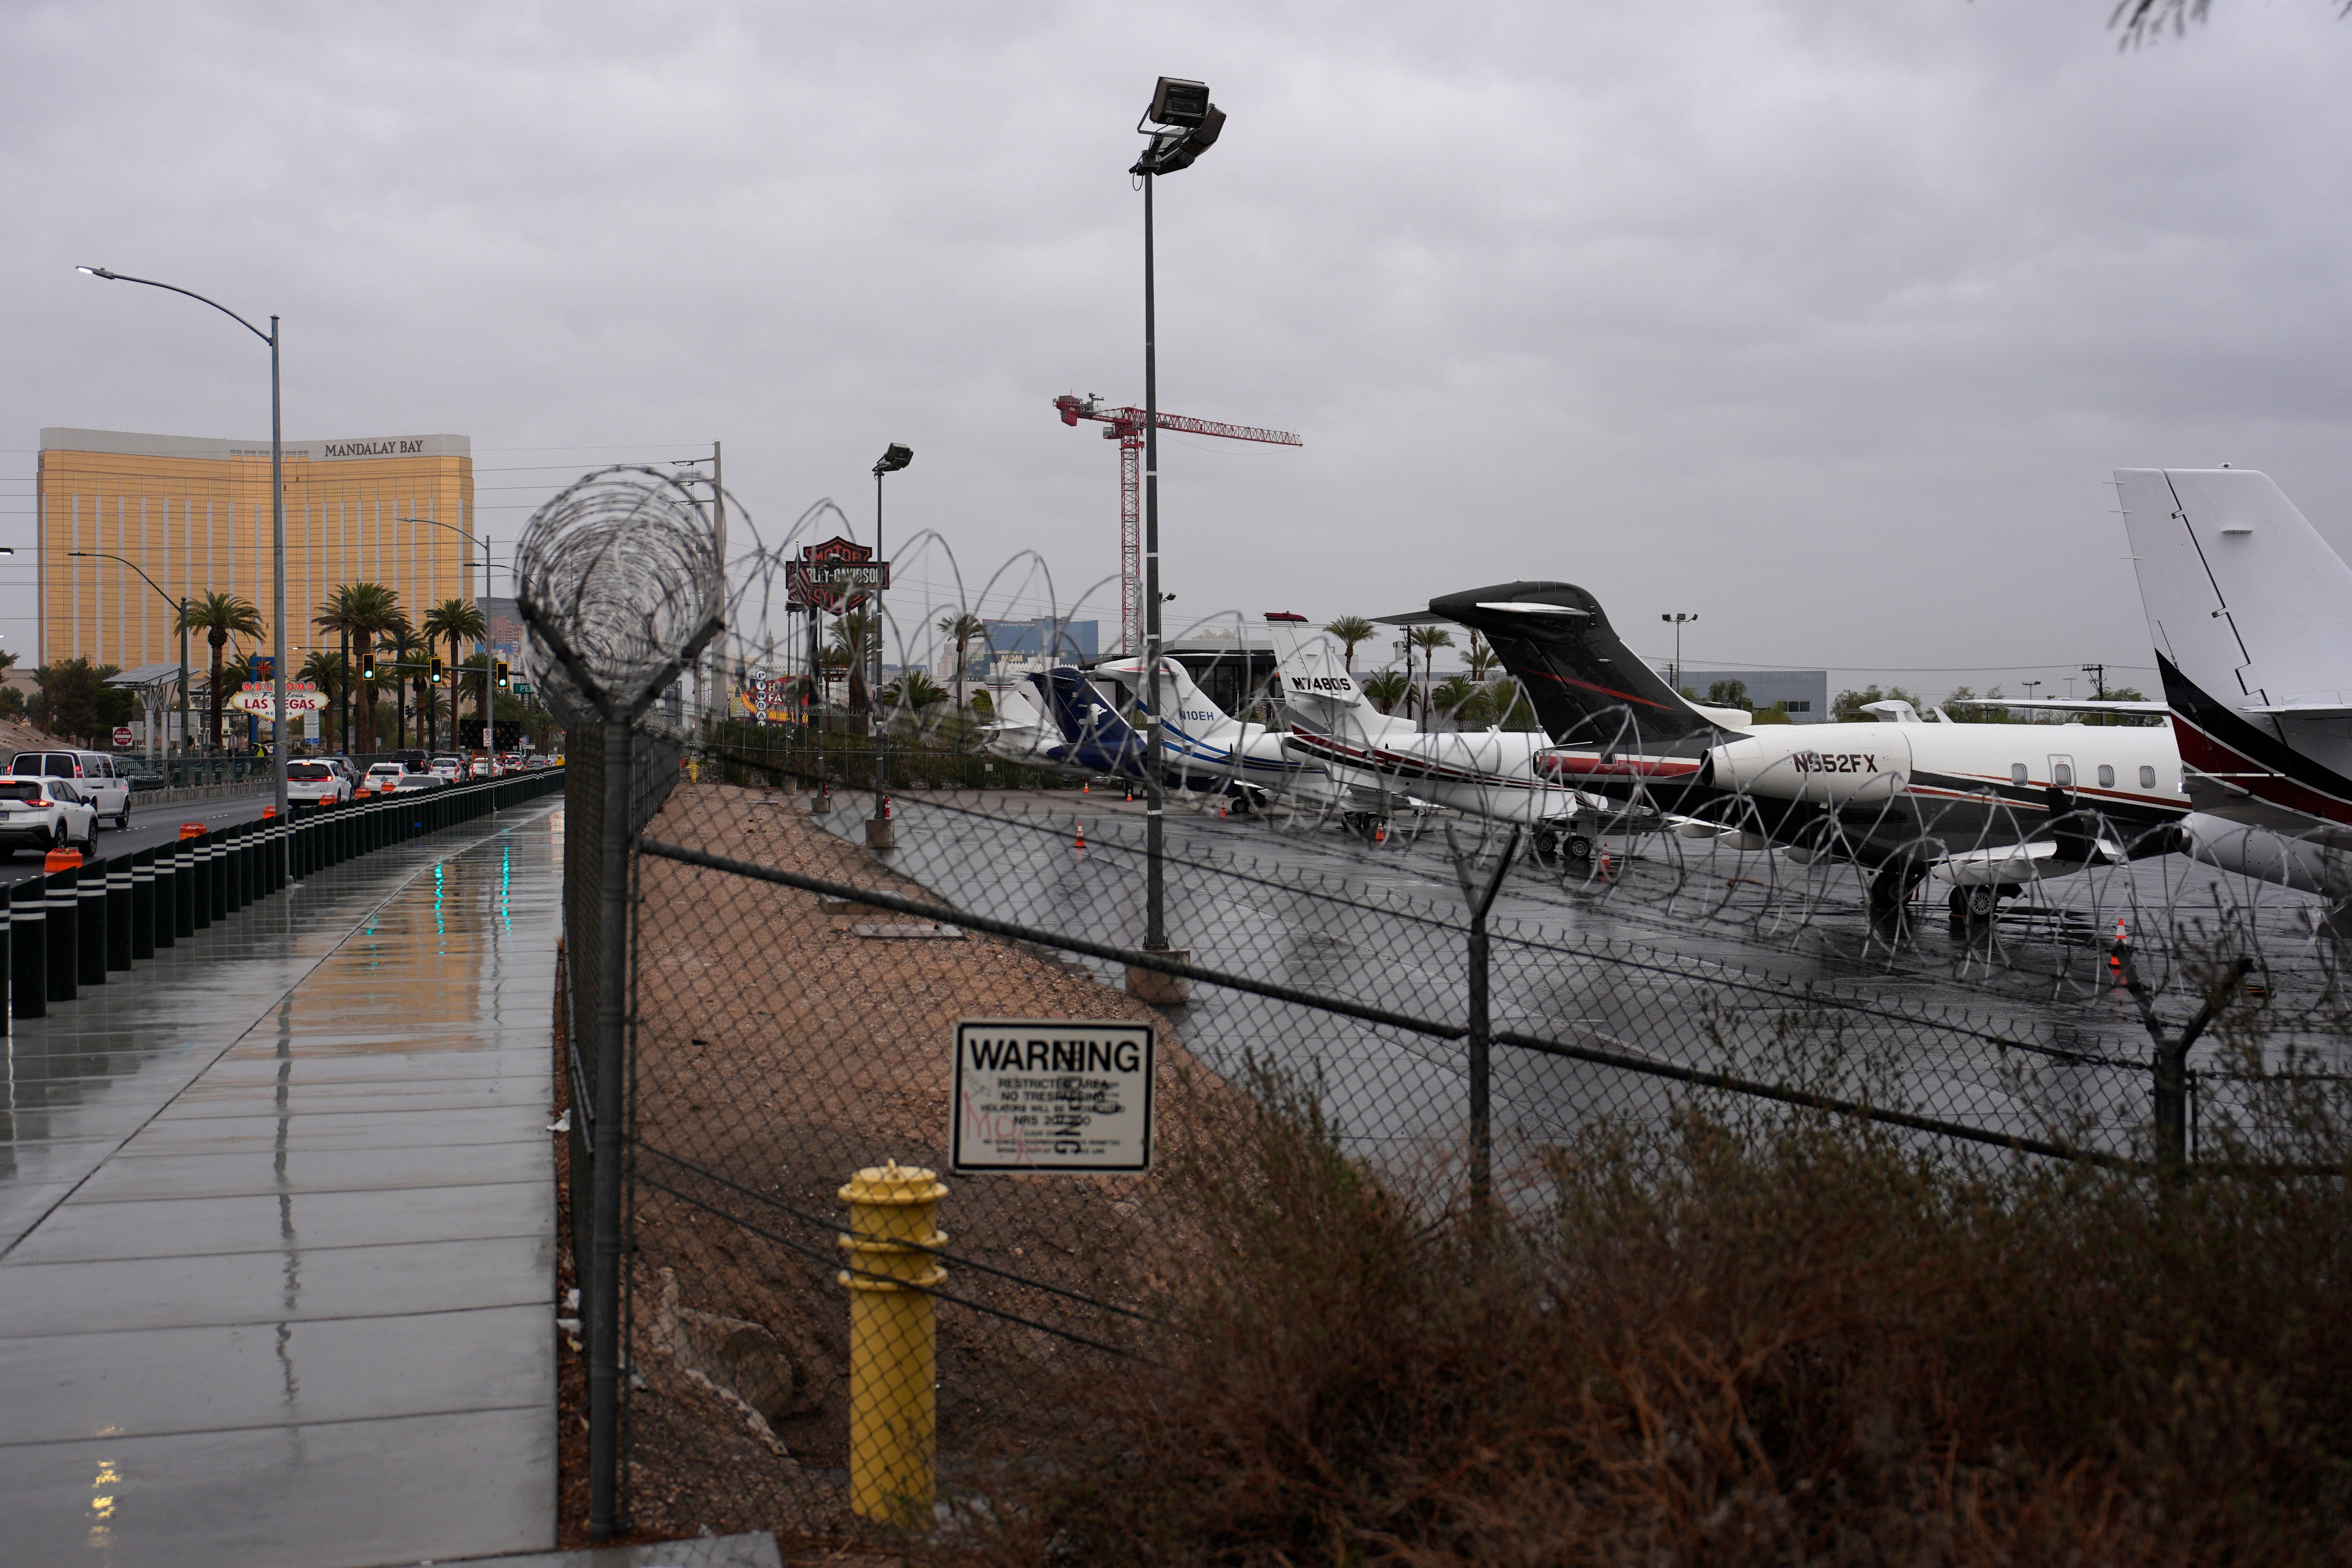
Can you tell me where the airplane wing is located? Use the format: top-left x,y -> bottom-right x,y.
1997,698 -> 2172,715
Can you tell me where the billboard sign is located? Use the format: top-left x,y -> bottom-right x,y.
785,536 -> 890,614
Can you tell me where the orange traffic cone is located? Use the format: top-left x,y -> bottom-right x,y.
1374,821 -> 1387,844
2110,915 -> 2127,976
1598,845 -> 1614,881
1074,821 -> 1086,852
1083,780 -> 1090,793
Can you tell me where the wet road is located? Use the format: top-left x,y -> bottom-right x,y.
825,790 -> 2345,1170
0,799 -> 563,1566
0,788 -> 281,890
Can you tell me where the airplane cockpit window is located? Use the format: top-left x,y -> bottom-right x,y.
2140,765 -> 2157,789
2010,763 -> 2028,785
2098,765 -> 2115,788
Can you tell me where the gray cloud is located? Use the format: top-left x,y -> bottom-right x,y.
6,0 -> 2349,693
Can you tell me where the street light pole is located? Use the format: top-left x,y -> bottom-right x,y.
66,549 -> 187,767
1660,612 -> 1697,693
1128,76 -> 1226,964
869,444 -> 911,848
80,266 -> 289,839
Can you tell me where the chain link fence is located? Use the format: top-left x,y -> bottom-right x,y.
523,468 -> 2352,1549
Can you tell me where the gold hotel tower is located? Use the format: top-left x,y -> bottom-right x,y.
37,427 -> 475,672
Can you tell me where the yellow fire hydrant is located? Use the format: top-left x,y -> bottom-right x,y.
838,1160 -> 947,1525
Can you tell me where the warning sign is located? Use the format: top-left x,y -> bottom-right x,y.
950,1019 -> 1155,1173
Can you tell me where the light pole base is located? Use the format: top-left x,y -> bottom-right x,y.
1124,948 -> 1190,1005
865,817 -> 896,851
811,794 -> 832,815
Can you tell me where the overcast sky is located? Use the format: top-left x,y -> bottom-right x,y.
5,1 -> 2348,697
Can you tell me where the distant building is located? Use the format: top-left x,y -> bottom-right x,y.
978,618 -> 1097,674
1668,667 -> 1829,724
478,595 -> 523,661
38,426 -> 472,671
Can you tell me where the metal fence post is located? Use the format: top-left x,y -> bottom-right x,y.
589,718 -> 634,1538
1449,827 -> 1518,1209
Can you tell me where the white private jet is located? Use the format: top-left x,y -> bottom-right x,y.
1426,582 -> 2193,924
1260,613 -> 1661,857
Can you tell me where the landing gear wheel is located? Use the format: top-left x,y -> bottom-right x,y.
1565,833 -> 1595,866
1531,827 -> 1562,868
1949,884 -> 1997,925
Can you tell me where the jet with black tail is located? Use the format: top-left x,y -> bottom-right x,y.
1428,581 -> 2190,925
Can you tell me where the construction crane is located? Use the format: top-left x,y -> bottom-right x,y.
1054,393 -> 1302,656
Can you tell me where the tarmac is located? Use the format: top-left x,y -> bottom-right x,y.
0,798 -> 570,1566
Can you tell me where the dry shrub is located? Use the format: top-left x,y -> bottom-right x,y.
926,1078 -> 2352,1566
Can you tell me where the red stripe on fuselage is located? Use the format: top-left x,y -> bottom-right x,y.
2174,719 -> 2352,828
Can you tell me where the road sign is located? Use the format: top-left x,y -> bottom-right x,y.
950,1019 -> 1155,1173
112,726 -> 134,748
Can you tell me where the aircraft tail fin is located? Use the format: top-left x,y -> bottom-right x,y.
1028,666 -> 1140,752
1260,613 -> 1373,718
2119,468 -> 2352,716
1430,581 -> 1724,747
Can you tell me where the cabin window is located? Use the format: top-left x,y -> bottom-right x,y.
2011,763 -> 2028,785
2097,764 -> 2115,788
2053,762 -> 2073,787
2140,765 -> 2157,789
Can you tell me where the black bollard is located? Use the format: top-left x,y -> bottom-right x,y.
105,855 -> 132,972
46,863 -> 78,1003
131,846 -> 157,959
11,877 -> 44,1019
77,856 -> 108,987
196,831 -> 219,927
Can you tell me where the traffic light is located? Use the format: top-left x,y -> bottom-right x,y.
494,660 -> 510,691
361,651 -> 376,682
430,656 -> 444,685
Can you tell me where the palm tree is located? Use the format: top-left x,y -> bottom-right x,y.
883,669 -> 949,711
299,649 -> 347,748
937,612 -> 987,708
314,582 -> 405,755
1430,674 -> 1478,727
830,611 -> 880,716
423,598 -> 488,751
382,627 -> 423,750
1465,630 -> 1498,682
1407,625 -> 1453,732
1359,668 -> 1410,717
176,591 -> 265,753
1322,615 -> 1377,674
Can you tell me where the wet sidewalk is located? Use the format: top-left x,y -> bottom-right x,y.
0,801 -> 566,1567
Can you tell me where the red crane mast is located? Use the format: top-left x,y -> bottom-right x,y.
1054,393 -> 1303,655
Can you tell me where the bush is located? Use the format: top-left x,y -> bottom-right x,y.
933,1085 -> 2352,1565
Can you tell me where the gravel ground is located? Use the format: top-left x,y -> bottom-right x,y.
581,780 -> 1247,1554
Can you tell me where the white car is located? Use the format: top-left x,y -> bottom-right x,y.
285,760 -> 351,805
429,755 -> 464,784
0,775 -> 100,859
469,757 -> 495,780
361,762 -> 410,795
9,750 -> 133,830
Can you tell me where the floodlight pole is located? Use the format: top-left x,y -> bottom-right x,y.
1142,168 -> 1167,952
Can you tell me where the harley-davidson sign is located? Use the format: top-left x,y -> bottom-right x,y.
785,536 -> 890,614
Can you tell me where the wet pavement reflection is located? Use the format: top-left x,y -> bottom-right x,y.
0,801 -> 563,1568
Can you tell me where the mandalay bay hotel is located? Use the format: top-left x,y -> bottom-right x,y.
36,427 -> 475,737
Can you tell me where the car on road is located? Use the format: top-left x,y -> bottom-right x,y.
428,755 -> 464,784
469,756 -> 495,780
0,775 -> 99,858
285,760 -> 351,806
366,761 -> 441,794
9,750 -> 133,829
